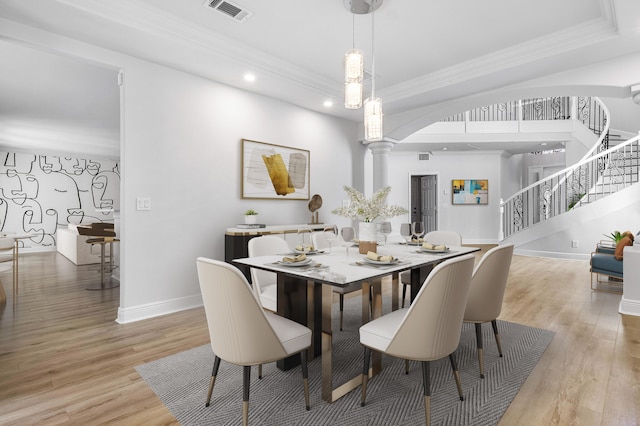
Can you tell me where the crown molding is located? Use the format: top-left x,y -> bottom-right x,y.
55,0 -> 338,95
381,16 -> 619,104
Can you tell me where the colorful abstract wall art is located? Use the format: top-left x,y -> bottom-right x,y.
452,179 -> 488,205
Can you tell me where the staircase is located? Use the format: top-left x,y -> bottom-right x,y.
573,141 -> 640,207
500,97 -> 640,240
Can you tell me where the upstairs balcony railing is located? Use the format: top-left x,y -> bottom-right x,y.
440,96 -> 579,124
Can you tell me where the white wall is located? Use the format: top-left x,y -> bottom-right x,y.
386,150 -> 503,244
119,57 -> 359,322
501,154 -> 523,199
0,22 -> 360,323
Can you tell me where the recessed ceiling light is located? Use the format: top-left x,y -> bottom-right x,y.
442,147 -> 448,151
244,73 -> 256,82
323,100 -> 333,107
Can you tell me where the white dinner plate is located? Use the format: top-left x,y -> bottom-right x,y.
362,256 -> 399,265
276,258 -> 313,267
293,249 -> 324,255
419,247 -> 450,253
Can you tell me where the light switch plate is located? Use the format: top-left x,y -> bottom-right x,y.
136,197 -> 151,211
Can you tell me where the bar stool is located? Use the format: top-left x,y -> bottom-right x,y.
85,237 -> 119,290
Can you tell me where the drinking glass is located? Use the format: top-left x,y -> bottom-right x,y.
400,223 -> 412,244
296,228 -> 312,252
341,227 -> 355,257
411,221 -> 425,243
378,222 -> 392,246
323,225 -> 338,254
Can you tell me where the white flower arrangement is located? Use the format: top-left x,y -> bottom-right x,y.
331,186 -> 408,223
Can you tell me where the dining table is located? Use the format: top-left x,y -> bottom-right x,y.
233,242 -> 480,403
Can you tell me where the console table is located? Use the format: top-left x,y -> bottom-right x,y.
225,223 -> 330,281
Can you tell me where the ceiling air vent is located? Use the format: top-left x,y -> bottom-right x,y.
206,0 -> 253,23
417,152 -> 431,161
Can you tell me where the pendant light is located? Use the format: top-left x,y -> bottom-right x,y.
344,14 -> 363,109
364,9 -> 383,141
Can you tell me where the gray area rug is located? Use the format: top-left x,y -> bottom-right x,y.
136,297 -> 554,425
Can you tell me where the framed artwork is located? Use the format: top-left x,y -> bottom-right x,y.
452,179 -> 488,205
241,139 -> 310,200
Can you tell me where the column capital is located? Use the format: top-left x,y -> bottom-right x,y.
363,140 -> 396,154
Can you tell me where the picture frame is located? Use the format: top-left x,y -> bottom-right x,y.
452,179 -> 488,205
241,139 -> 310,200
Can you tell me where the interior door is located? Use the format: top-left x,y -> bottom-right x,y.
410,174 -> 437,232
422,175 -> 437,232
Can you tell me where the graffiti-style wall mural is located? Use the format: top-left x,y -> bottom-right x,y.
0,152 -> 120,249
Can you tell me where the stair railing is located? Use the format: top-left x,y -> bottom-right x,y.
501,135 -> 639,239
549,97 -> 610,209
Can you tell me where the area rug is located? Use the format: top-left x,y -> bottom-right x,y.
136,297 -> 554,425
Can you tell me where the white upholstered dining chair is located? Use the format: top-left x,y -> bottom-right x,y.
359,254 -> 475,426
464,243 -> 514,378
247,235 -> 291,312
196,257 -> 312,426
400,230 -> 463,307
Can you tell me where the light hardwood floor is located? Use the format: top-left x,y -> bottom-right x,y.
0,249 -> 638,425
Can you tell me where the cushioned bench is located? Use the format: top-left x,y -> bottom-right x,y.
590,254 -> 623,278
590,242 -> 624,291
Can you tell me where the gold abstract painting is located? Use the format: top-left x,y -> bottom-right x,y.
241,139 -> 310,200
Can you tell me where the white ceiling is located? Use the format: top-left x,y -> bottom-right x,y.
1,0 -> 640,156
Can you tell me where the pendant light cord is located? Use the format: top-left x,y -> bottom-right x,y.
352,14 -> 355,49
371,11 -> 375,98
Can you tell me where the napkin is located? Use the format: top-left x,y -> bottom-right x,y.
366,251 -> 395,262
422,242 -> 446,250
282,253 -> 307,263
295,245 -> 314,252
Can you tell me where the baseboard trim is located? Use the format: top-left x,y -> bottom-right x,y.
619,296 -> 640,317
116,294 -> 203,324
514,248 -> 590,261
462,238 -> 499,245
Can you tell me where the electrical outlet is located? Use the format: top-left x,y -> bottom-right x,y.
571,240 -> 579,248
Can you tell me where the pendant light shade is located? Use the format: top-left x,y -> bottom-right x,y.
345,82 -> 363,109
344,49 -> 364,83
344,13 -> 363,109
364,97 -> 383,141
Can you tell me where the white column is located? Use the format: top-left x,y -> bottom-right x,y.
366,140 -> 395,191
620,245 -> 640,317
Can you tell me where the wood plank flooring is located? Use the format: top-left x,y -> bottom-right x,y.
0,249 -> 638,425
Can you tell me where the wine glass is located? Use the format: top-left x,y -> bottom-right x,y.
341,227 -> 355,257
323,225 -> 338,254
411,221 -> 425,244
378,222 -> 392,246
400,223 -> 411,244
296,228 -> 312,252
